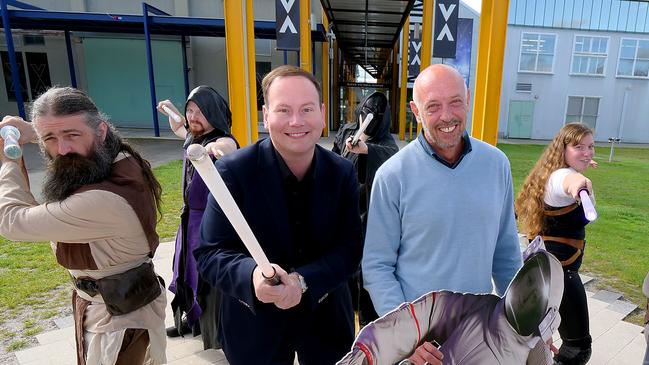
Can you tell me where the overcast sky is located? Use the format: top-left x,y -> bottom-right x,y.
462,0 -> 482,13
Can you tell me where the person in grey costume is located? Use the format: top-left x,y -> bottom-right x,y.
337,245 -> 564,365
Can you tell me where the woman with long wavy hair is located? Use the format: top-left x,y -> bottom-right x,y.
515,122 -> 596,365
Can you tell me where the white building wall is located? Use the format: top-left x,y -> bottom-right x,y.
501,25 -> 649,143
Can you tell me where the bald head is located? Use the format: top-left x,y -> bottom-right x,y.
409,64 -> 470,163
412,64 -> 467,107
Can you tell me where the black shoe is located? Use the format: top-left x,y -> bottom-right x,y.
553,345 -> 592,365
166,320 -> 191,338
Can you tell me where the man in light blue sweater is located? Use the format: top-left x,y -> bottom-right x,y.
362,64 -> 523,365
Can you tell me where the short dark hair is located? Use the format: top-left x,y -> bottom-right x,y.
261,65 -> 322,105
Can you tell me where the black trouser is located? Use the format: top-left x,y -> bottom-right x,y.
349,270 -> 379,326
358,271 -> 378,326
558,269 -> 591,347
546,241 -> 592,364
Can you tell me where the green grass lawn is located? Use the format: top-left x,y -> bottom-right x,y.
154,160 -> 183,240
0,143 -> 647,350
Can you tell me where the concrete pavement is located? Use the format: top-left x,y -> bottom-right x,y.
12,242 -> 647,364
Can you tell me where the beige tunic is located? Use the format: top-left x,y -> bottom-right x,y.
0,157 -> 166,364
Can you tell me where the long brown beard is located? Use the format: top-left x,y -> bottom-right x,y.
41,138 -> 115,202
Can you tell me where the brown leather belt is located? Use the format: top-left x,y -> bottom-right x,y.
544,203 -> 579,217
542,235 -> 585,267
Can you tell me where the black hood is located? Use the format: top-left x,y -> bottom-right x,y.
185,85 -> 232,135
353,91 -> 391,140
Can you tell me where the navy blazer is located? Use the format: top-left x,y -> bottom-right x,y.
195,138 -> 363,363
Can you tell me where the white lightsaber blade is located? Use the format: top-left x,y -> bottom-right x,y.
342,113 -> 374,157
350,112 -> 374,146
162,105 -> 183,124
579,189 -> 598,222
187,144 -> 278,283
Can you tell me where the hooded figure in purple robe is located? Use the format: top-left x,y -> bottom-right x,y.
168,86 -> 237,349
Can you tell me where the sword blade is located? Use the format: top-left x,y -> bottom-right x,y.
187,144 -> 277,281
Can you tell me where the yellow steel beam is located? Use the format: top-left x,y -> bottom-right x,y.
300,0 -> 312,72
224,0 -> 252,146
391,43 -> 399,133
321,10 -> 329,137
420,0 -> 434,70
418,0 -> 434,134
348,88 -> 356,122
398,17 -> 410,141
332,39 -> 340,130
482,0 -> 509,145
471,0 -> 492,140
471,0 -> 510,145
245,0 -> 258,142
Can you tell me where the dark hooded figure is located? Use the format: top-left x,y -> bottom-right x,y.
159,86 -> 238,349
333,91 -> 399,325
333,91 -> 398,224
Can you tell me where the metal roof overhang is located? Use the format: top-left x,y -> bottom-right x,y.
321,0 -> 415,78
0,9 -> 327,41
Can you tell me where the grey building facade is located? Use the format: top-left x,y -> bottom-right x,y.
499,0 -> 649,143
0,0 -> 323,131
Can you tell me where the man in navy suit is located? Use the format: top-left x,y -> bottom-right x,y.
194,65 -> 363,365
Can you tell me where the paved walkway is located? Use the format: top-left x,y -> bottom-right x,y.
11,241 -> 646,364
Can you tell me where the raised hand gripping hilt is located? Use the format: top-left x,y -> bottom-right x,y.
0,125 -> 22,159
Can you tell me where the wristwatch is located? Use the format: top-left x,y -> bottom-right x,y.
293,272 -> 308,294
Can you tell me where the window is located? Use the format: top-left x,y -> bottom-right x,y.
566,96 -> 599,130
25,52 -> 52,97
519,32 -> 556,73
1,51 -> 27,102
1,51 -> 52,102
23,35 -> 45,46
617,38 -> 649,78
571,36 -> 608,75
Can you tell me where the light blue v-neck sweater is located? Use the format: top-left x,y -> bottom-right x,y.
362,134 -> 523,316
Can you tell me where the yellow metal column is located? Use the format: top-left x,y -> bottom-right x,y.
245,0 -> 258,142
300,0 -> 312,72
398,17 -> 410,141
420,0 -> 434,70
470,0 -> 492,140
418,0 -> 434,134
224,0 -> 253,146
391,43 -> 399,133
348,89 -> 356,122
332,39 -> 340,130
321,10 -> 329,137
471,0 -> 510,145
